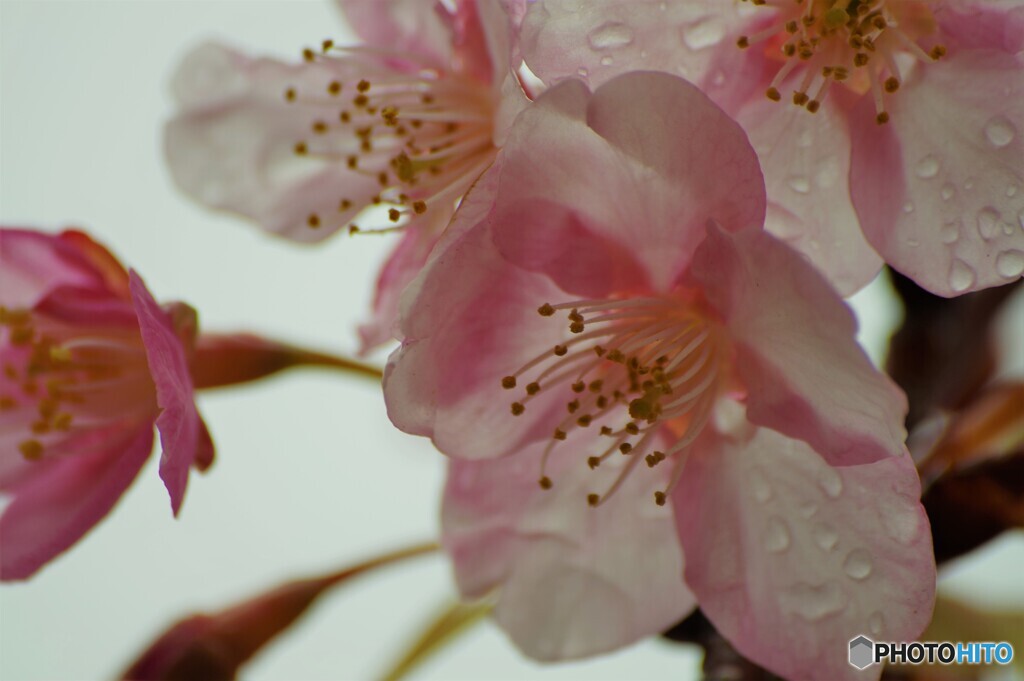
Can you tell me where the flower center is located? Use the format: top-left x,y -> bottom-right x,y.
737,0 -> 945,123
501,296 -> 726,506
1,307 -> 155,462
288,42 -> 497,233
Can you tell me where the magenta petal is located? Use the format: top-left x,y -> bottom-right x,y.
0,424 -> 154,581
848,50 -> 1024,295
0,229 -> 110,309
692,225 -> 907,466
443,437 -> 695,660
674,429 -> 934,681
129,272 -> 207,515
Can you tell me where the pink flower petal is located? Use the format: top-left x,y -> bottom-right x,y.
164,43 -> 382,242
520,0 -> 740,90
0,424 -> 154,581
0,229 -> 112,309
674,428 -> 935,681
443,433 -> 695,660
848,50 -> 1024,295
335,0 -> 455,70
691,224 -> 907,466
129,271 -> 209,515
491,73 -> 764,295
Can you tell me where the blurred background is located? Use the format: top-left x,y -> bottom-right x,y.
1,2 -> 1021,680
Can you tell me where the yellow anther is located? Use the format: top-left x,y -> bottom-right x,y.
501,376 -> 517,389
539,476 -> 553,489
537,303 -> 555,316
19,439 -> 44,461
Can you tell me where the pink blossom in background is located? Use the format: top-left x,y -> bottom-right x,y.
518,0 -> 1024,297
384,73 -> 935,680
165,0 -> 530,350
0,229 -> 213,580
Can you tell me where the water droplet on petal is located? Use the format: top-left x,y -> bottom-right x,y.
750,469 -> 773,503
915,155 -> 939,179
680,19 -> 724,50
977,207 -> 1001,240
600,55 -> 614,66
941,183 -> 955,201
940,221 -> 960,244
869,611 -> 884,636
813,522 -> 839,552
878,495 -> 921,544
817,468 -> 843,498
766,517 -> 791,553
815,158 -> 840,189
781,581 -> 846,621
1007,185 -> 1018,198
788,176 -> 810,194
964,178 -> 975,191
843,549 -> 874,580
903,201 -> 915,214
576,67 -> 589,78
798,501 -> 818,519
949,259 -> 976,293
588,22 -> 635,50
985,116 -> 1016,148
996,250 -> 1024,278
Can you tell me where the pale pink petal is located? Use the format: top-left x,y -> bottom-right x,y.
934,2 -> 1024,54
520,0 -> 741,90
129,272 -> 209,515
336,0 -> 454,69
674,427 -> 934,681
0,424 -> 154,581
738,96 -> 882,295
164,43 -> 381,242
0,229 -> 110,309
491,73 -> 764,295
443,432 -> 695,660
690,225 -> 907,466
848,49 -> 1024,295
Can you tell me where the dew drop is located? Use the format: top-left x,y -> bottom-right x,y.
902,201 -> 915,214
680,19 -> 724,50
940,221 -> 960,244
576,66 -> 589,78
915,155 -> 939,179
765,517 -> 791,553
816,468 -> 843,498
940,183 -> 955,201
878,494 -> 920,544
964,178 -> 975,191
600,55 -> 614,66
813,522 -> 839,552
815,158 -> 840,189
996,250 -> 1024,278
1007,185 -> 1018,198
588,22 -> 635,50
750,469 -> 773,503
787,176 -> 810,194
949,259 -> 976,293
711,71 -> 726,86
798,501 -> 819,519
843,549 -> 874,580
977,207 -> 1001,240
868,611 -> 884,636
984,116 -> 1016,148
781,581 -> 846,621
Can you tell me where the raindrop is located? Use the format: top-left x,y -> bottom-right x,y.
815,158 -> 840,189
964,178 -> 975,190
869,612 -> 884,636
588,22 -> 635,50
915,155 -> 939,179
940,223 -> 959,244
680,19 -> 724,50
600,55 -> 614,66
788,176 -> 811,194
977,207 -> 1001,240
949,259 -> 976,293
1007,185 -> 1018,198
902,201 -> 915,214
996,250 -> 1024,278
576,66 -> 589,78
750,469 -> 773,503
798,501 -> 818,519
843,549 -> 874,580
813,523 -> 839,552
711,71 -> 726,86
781,581 -> 846,621
878,495 -> 920,544
984,116 -> 1016,148
940,183 -> 955,201
766,517 -> 791,553
816,468 -> 843,498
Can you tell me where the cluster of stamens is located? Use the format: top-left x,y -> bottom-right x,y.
500,297 -> 724,508
1,307 -> 152,461
286,41 -> 496,233
738,0 -> 946,123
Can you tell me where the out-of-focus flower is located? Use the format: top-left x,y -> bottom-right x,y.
165,0 -> 529,350
384,73 -> 935,679
0,228 -> 213,580
518,0 -> 1024,297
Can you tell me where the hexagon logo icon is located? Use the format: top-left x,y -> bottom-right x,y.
849,635 -> 875,669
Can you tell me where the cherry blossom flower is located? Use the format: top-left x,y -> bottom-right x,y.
165,0 -> 529,349
518,0 -> 1024,297
384,73 -> 935,679
0,228 -> 213,580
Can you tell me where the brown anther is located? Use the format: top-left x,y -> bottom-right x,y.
19,439 -> 43,461
587,456 -> 601,469
339,111 -> 351,123
501,376 -> 516,389
353,94 -> 369,107
339,198 -> 352,211
625,423 -> 640,435
388,208 -> 402,222
307,214 -> 321,228
783,43 -> 797,57
348,224 -> 361,235
381,106 -> 399,124
785,20 -> 798,33
593,346 -> 606,357
599,426 -> 613,436
312,121 -> 328,134
876,111 -> 890,125
588,380 -> 603,393
654,491 -> 667,506
930,45 -> 947,60
577,415 -> 592,427
378,171 -> 389,186
511,402 -> 525,416
526,382 -> 541,395
553,429 -> 567,441
619,443 -> 633,455
884,77 -> 899,93
537,303 -> 555,316
327,81 -> 342,96
806,99 -> 821,113
10,327 -> 33,345
302,48 -> 315,62
321,39 -> 334,52
412,201 -> 428,214
872,15 -> 887,30
568,309 -> 583,322
347,156 -> 358,169
569,321 -> 585,334
357,79 -> 371,93
736,36 -> 750,49
596,395 -> 608,409
854,53 -> 869,67
587,493 -> 600,507
284,88 -> 297,102
567,399 -> 580,414
294,142 -> 308,155
539,476 -> 553,490
53,413 -> 73,431
792,91 -> 809,106
766,87 -> 782,102
645,454 -> 659,468
553,345 -> 568,357
0,395 -> 16,410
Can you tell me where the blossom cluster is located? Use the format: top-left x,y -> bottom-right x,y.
3,1 -> 1022,679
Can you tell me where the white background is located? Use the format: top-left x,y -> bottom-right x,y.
1,2 -> 1021,680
